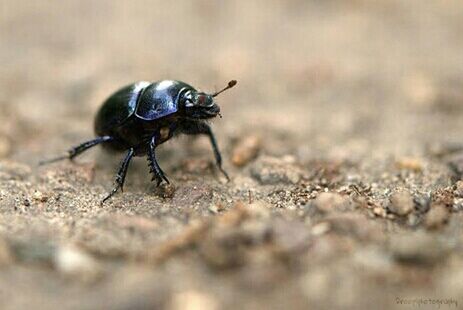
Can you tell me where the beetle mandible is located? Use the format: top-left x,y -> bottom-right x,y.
42,79 -> 237,202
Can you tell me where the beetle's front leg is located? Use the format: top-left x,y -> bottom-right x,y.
147,135 -> 169,186
182,121 -> 230,181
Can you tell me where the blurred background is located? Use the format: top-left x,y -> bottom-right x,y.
1,1 -> 463,309
1,0 -> 462,163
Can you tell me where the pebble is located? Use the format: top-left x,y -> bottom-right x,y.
54,244 -> 102,281
454,180 -> 463,197
158,183 -> 176,199
208,204 -> 225,214
373,207 -> 387,218
313,192 -> 353,213
424,204 -> 449,230
250,155 -> 304,185
32,190 -> 49,203
231,135 -> 261,167
388,190 -> 414,216
311,222 -> 331,236
390,232 -> 452,265
324,213 -> 385,242
353,247 -> 392,274
395,157 -> 423,172
169,291 -> 218,310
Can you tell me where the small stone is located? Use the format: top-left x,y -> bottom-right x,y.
324,213 -> 385,242
54,244 -> 102,281
395,157 -> 423,172
388,190 -> 414,216
231,135 -> 261,167
424,204 -> 449,230
250,155 -> 304,185
32,190 -> 49,203
313,192 -> 352,213
159,183 -> 176,198
353,247 -> 392,274
455,181 -> 463,197
390,232 -> 452,265
208,203 -> 225,214
311,222 -> 330,236
373,206 -> 387,218
170,291 -> 218,310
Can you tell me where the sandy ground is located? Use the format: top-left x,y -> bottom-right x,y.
1,1 -> 463,309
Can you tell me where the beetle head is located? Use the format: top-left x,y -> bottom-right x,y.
182,80 -> 237,119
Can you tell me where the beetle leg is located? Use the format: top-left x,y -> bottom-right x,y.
40,136 -> 113,165
102,148 -> 135,203
182,122 -> 230,181
147,136 -> 170,186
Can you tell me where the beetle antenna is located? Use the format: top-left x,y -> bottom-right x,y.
212,80 -> 237,97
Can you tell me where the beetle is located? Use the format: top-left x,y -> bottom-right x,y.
41,79 -> 237,202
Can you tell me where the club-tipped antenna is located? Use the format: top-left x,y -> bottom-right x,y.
212,80 -> 237,97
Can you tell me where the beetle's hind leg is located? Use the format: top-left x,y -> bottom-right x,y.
101,147 -> 135,203
39,136 -> 114,165
147,136 -> 170,186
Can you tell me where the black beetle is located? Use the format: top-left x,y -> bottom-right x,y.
42,79 -> 237,202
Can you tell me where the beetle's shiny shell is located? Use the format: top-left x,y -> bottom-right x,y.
94,80 -> 194,136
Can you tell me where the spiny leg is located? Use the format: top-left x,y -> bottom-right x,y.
102,148 -> 135,203
40,136 -> 114,165
147,136 -> 169,186
182,121 -> 229,181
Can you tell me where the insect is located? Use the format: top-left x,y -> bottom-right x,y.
42,79 -> 237,202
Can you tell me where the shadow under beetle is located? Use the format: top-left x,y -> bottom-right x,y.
42,79 -> 237,203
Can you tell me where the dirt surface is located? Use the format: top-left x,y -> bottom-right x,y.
1,1 -> 463,309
